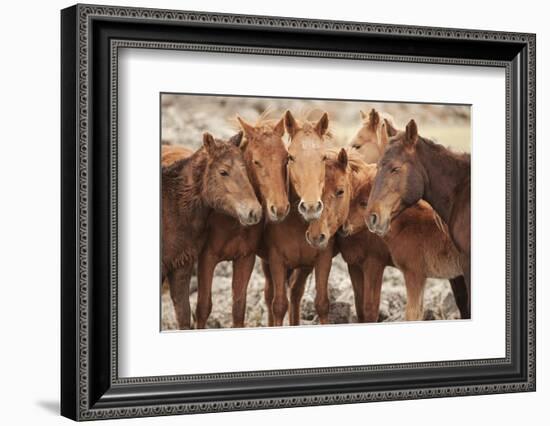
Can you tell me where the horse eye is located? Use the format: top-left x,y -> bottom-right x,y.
391,166 -> 400,174
322,155 -> 328,161
336,189 -> 345,197
288,155 -> 295,163
352,144 -> 361,150
220,170 -> 229,176
359,200 -> 368,208
253,160 -> 262,168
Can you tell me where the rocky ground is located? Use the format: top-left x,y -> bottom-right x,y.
161,94 -> 468,330
161,255 -> 461,330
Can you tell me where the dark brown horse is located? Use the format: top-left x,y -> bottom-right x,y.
366,119 -> 471,316
161,132 -> 262,329
195,115 -> 290,328
340,154 -> 463,321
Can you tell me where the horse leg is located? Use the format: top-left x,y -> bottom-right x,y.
261,260 -> 275,326
347,264 -> 364,322
314,251 -> 332,325
196,251 -> 217,329
362,257 -> 385,322
403,269 -> 426,321
289,267 -> 313,326
449,276 -> 470,319
167,265 -> 193,329
269,254 -> 288,327
231,254 -> 256,328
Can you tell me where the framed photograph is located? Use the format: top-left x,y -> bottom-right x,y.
61,4 -> 536,421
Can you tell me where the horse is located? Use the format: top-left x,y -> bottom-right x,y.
161,131 -> 262,329
347,115 -> 469,319
294,149 -> 352,324
349,108 -> 398,164
339,152 -> 464,321
366,119 -> 471,317
195,115 -> 290,328
260,111 -> 336,326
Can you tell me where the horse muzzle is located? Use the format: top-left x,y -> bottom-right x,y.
366,212 -> 390,236
267,202 -> 291,223
298,199 -> 323,222
305,230 -> 329,249
237,204 -> 263,226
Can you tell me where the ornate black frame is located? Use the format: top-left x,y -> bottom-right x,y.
60,3 -> 536,421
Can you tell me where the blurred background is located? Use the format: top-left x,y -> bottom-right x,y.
161,93 -> 471,330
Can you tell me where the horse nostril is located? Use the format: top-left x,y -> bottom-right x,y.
369,213 -> 378,228
270,205 -> 277,215
319,233 -> 326,243
284,203 -> 290,215
298,201 -> 306,213
249,209 -> 258,223
315,200 -> 323,213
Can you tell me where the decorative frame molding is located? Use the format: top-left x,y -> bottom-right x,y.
61,3 -> 536,421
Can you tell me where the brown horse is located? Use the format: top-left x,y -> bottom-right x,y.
161,132 -> 262,329
260,111 -> 335,326
195,115 -> 290,328
349,108 -> 397,163
340,152 -> 463,321
292,149 -> 352,323
347,116 -> 468,319
366,119 -> 471,316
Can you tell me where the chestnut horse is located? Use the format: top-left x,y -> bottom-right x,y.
340,153 -> 463,321
161,132 -> 262,329
195,115 -> 290,328
366,119 -> 471,317
261,111 -> 336,326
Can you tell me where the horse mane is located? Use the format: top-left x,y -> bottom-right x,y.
162,149 -> 207,207
417,136 -> 471,164
162,155 -> 192,178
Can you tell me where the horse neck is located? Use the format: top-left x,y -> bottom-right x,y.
242,147 -> 262,198
416,138 -> 470,223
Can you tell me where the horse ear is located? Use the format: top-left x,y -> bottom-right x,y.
380,121 -> 389,147
315,112 -> 329,137
405,119 -> 419,147
369,109 -> 380,128
273,116 -> 285,137
236,116 -> 255,138
337,148 -> 348,170
384,118 -> 398,137
360,110 -> 368,121
228,131 -> 244,147
284,110 -> 298,138
203,132 -> 216,155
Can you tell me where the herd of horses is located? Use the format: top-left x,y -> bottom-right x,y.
161,108 -> 471,329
